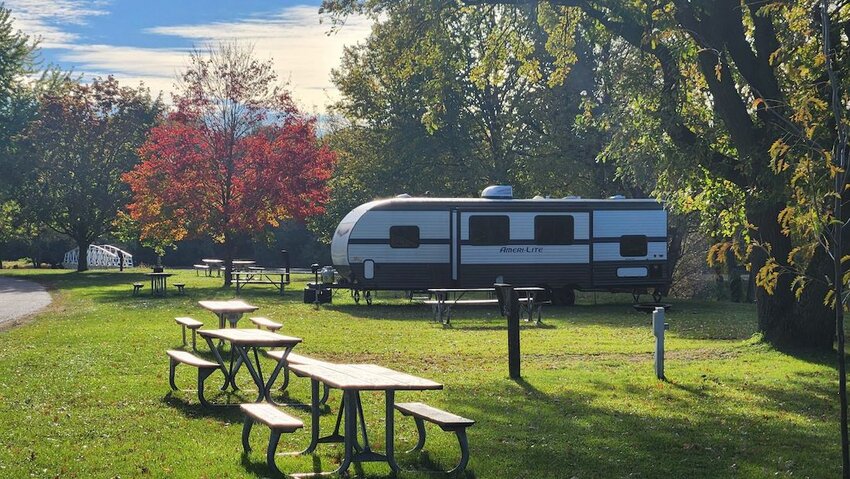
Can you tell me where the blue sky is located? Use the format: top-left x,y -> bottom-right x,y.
6,0 -> 372,112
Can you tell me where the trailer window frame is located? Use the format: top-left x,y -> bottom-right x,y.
469,215 -> 510,245
534,215 -> 575,245
389,225 -> 420,248
620,235 -> 648,257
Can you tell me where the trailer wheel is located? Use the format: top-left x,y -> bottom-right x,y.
365,290 -> 373,306
353,290 -> 361,304
553,287 -> 575,306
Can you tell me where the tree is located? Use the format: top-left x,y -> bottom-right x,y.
124,43 -> 335,286
15,77 -> 161,271
0,4 -> 36,196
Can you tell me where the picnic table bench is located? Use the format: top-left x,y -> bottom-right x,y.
395,401 -> 475,474
166,349 -> 221,407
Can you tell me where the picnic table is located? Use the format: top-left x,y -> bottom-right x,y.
233,268 -> 291,295
145,272 -> 173,297
232,260 -> 256,271
201,259 -> 224,277
287,362 -> 442,475
426,287 -> 547,324
198,300 -> 259,328
197,328 -> 302,403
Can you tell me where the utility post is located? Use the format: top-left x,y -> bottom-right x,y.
495,283 -> 521,379
653,306 -> 669,380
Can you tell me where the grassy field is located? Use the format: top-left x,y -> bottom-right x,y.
0,268 -> 841,478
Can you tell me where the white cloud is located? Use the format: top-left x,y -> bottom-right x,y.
142,5 -> 373,111
5,0 -> 108,47
5,2 -> 371,112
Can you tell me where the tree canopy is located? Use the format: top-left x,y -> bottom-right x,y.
124,43 -> 335,285
13,76 -> 161,271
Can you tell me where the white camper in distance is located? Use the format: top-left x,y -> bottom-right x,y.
331,187 -> 670,305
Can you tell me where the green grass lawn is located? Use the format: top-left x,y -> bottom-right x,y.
0,268 -> 841,478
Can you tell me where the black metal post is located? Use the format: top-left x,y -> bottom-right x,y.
496,283 -> 521,379
281,250 -> 290,275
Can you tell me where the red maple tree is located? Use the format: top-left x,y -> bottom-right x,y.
123,44 -> 334,285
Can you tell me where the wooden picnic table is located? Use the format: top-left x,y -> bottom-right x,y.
198,300 -> 259,328
201,258 -> 223,277
287,362 -> 442,475
426,287 -> 547,324
197,328 -> 302,403
233,268 -> 291,295
232,260 -> 256,271
145,272 -> 173,297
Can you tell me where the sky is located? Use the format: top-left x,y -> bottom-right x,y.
5,0 -> 373,113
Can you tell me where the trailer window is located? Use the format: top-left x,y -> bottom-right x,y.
535,215 -> 574,245
469,216 -> 510,245
390,226 -> 420,248
620,235 -> 648,257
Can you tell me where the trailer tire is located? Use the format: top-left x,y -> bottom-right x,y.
553,287 -> 575,306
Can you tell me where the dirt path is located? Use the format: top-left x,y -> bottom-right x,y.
0,276 -> 52,327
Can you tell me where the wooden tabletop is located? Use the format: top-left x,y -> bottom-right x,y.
202,259 -> 224,264
288,363 -> 442,391
232,260 -> 256,265
198,300 -> 259,314
144,272 -> 173,277
197,328 -> 302,347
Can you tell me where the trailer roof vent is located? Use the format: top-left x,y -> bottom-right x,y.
532,195 -> 545,200
608,194 -> 626,200
396,193 -> 411,198
481,185 -> 513,199
563,195 -> 582,199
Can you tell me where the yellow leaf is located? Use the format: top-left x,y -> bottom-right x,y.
715,62 -> 722,81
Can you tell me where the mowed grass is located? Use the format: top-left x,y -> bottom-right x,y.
0,269 -> 842,478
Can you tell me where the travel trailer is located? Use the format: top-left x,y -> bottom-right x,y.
330,186 -> 670,304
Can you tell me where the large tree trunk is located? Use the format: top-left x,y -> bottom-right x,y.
792,247 -> 837,350
223,238 -> 233,287
76,241 -> 90,272
750,203 -> 834,350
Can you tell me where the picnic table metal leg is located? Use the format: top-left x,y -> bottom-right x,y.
354,392 -> 369,453
233,345 -> 266,402
224,347 -> 243,391
203,336 -> 231,391
447,428 -> 471,475
265,346 -> 294,404
339,390 -> 355,473
385,389 -> 400,473
242,415 -> 254,453
408,417 -> 427,453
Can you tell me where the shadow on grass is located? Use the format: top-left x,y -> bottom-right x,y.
443,374 -> 837,478
161,392 -> 244,421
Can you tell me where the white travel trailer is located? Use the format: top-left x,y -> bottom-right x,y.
330,186 -> 670,304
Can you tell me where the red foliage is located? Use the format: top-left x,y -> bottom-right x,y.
123,46 -> 334,254
124,114 -> 334,246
